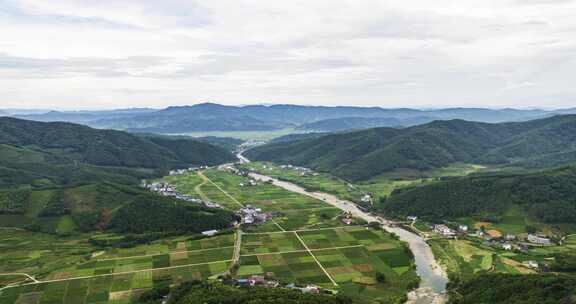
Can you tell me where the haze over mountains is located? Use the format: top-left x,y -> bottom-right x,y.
3,103 -> 574,133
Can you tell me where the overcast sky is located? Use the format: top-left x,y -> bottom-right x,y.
1,0 -> 576,109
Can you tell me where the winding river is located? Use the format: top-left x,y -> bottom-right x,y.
238,152 -> 448,304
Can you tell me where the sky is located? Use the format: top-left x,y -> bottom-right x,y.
1,0 -> 576,110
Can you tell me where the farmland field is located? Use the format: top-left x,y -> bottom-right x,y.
237,226 -> 419,303
0,231 -> 236,304
241,162 -> 428,205
428,238 -> 535,279
2,168 -> 418,304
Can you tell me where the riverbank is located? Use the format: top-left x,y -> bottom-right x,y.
238,153 -> 448,304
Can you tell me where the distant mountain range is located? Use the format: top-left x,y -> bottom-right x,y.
3,103 -> 572,133
245,115 -> 576,181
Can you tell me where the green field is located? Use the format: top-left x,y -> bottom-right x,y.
428,238 -> 535,279
2,168 -> 419,304
0,231 -> 236,304
237,227 -> 418,303
241,162 -> 366,203
242,162 -> 432,205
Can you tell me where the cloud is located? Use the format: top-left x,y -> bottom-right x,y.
1,0 -> 576,109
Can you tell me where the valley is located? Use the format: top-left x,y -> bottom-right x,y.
2,112 -> 576,304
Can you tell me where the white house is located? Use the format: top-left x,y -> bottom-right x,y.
525,260 -> 539,269
527,234 -> 552,245
201,230 -> 218,236
458,225 -> 469,232
434,224 -> 456,237
502,243 -> 513,251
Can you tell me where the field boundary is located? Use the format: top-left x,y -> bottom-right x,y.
199,171 -> 245,208
241,244 -> 364,257
97,246 -> 236,262
293,231 -> 338,286
243,225 -> 365,235
1,259 -> 233,290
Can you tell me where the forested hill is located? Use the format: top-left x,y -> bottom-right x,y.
245,115 -> 576,181
145,281 -> 352,304
447,273 -> 576,304
0,117 -> 235,188
382,165 -> 576,223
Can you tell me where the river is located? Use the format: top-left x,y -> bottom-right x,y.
238,152 -> 448,304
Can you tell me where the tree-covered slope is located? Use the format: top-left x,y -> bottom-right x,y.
448,274 -> 576,304
381,165 -> 576,223
0,182 -> 236,234
246,115 -> 576,181
0,117 -> 235,188
143,281 -> 352,304
108,195 -> 236,234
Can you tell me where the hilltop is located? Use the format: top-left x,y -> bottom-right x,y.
245,115 -> 576,181
0,117 -> 235,188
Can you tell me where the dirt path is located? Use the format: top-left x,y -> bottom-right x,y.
194,171 -> 210,201
0,273 -> 38,283
2,260 -> 233,289
198,170 -> 245,208
293,231 -> 338,286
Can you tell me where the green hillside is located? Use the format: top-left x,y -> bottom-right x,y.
447,273 -> 576,304
149,281 -> 352,304
0,182 -> 235,235
381,165 -> 576,223
245,115 -> 576,181
0,117 -> 235,188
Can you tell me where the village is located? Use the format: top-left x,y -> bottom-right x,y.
405,215 -> 558,271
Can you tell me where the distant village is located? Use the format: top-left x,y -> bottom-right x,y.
407,216 -> 557,271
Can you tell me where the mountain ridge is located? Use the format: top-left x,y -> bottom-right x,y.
245,115 -> 576,181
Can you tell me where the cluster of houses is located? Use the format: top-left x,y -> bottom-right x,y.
143,181 -> 221,209
239,179 -> 258,187
431,222 -> 554,246
221,164 -> 249,177
238,205 -> 273,225
168,166 -> 202,176
341,211 -> 354,225
425,221 -> 557,271
231,275 -> 322,294
279,164 -> 319,177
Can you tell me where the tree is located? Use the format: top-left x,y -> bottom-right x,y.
525,225 -> 537,234
375,272 -> 386,283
